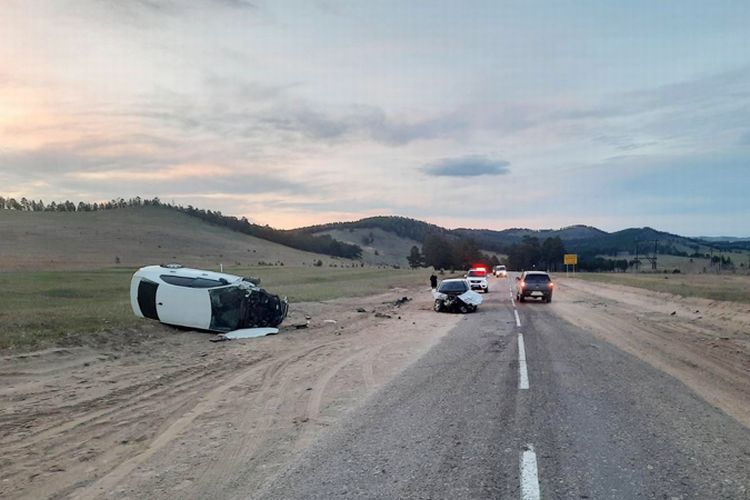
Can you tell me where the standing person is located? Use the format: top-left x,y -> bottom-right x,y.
430,273 -> 438,289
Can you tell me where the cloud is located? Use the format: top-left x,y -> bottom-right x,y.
422,156 -> 511,177
212,0 -> 257,9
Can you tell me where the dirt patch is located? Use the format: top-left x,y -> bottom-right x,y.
552,277 -> 750,428
0,285 -> 458,499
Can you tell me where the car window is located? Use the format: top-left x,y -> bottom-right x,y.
192,277 -> 226,288
438,281 -> 468,293
160,275 -> 195,287
524,274 -> 550,282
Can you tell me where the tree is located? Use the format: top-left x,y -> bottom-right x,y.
407,245 -> 424,268
541,237 -> 566,271
507,236 -> 542,271
422,234 -> 454,270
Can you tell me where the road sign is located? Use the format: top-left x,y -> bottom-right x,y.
564,254 -> 578,266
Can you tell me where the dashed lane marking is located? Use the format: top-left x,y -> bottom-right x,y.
518,333 -> 529,390
520,445 -> 541,500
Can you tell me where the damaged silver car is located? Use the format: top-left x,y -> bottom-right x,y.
130,264 -> 288,334
432,278 -> 483,313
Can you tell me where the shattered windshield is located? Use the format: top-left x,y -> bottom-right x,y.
208,286 -> 245,332
438,281 -> 468,293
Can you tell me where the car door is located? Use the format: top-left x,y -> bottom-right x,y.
155,280 -> 212,330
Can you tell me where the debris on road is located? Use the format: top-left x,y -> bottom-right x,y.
356,307 -> 367,313
210,327 -> 279,342
323,319 -> 337,324
394,296 -> 411,307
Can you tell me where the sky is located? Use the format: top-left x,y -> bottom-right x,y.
1,0 -> 749,236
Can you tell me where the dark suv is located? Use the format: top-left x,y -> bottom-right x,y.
516,271 -> 554,303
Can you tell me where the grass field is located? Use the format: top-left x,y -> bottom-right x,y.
571,272 -> 750,304
0,266 -> 435,351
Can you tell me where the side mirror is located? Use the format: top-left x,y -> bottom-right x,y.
515,276 -> 521,281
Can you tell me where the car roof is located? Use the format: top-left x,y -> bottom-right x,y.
523,271 -> 550,276
440,278 -> 468,283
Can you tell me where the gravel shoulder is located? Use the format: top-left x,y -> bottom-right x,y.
0,285 -> 458,499
551,276 -> 750,428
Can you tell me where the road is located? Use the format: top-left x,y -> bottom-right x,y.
253,275 -> 750,499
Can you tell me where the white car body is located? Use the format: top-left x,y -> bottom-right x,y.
465,268 -> 489,293
494,265 -> 507,278
130,265 -> 288,333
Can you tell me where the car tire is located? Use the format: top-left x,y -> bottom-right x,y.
459,305 -> 469,314
519,294 -> 525,303
485,288 -> 489,293
547,295 -> 552,303
434,300 -> 443,312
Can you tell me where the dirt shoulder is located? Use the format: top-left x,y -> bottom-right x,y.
551,277 -> 750,428
0,285 -> 458,499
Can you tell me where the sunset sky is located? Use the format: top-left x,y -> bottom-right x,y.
1,1 -> 749,235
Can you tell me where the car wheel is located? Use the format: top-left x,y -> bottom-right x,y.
459,304 -> 469,314
434,300 -> 443,312
519,294 -> 525,303
485,288 -> 489,293
547,295 -> 552,303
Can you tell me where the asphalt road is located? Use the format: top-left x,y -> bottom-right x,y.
251,276 -> 750,499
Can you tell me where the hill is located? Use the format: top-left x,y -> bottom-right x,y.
0,207 -> 342,271
314,227 -> 422,267
297,217 -> 712,257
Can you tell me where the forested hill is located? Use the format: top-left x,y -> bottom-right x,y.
0,196 -> 362,260
296,217 -> 715,257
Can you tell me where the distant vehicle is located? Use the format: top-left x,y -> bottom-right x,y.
432,278 -> 482,313
130,264 -> 288,333
516,271 -> 554,303
465,267 -> 489,293
493,265 -> 507,278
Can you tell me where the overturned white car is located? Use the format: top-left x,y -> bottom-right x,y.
432,278 -> 483,314
130,265 -> 288,334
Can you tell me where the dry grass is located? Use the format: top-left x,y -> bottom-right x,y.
571,272 -> 750,304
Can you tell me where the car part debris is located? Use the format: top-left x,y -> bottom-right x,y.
323,319 -> 337,324
210,327 -> 279,342
394,296 -> 411,307
130,265 -> 288,333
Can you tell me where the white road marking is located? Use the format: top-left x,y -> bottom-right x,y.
520,445 -> 541,500
518,333 -> 529,390
514,309 -> 521,327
